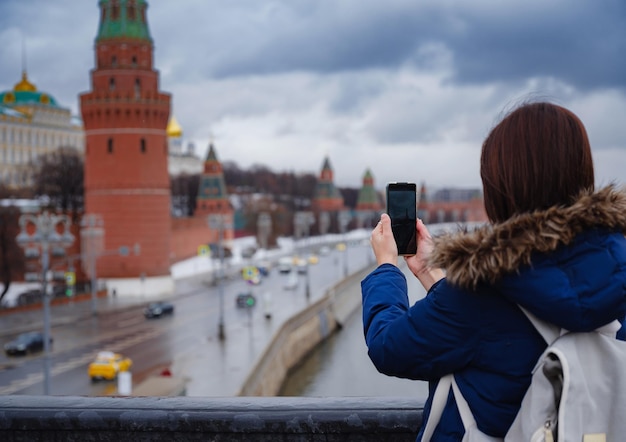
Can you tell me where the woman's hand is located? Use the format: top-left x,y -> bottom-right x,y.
370,213 -> 398,267
405,219 -> 445,291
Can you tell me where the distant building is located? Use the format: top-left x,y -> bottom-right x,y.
355,168 -> 382,228
417,183 -> 488,224
195,142 -> 234,245
166,115 -> 202,176
0,71 -> 83,188
311,156 -> 346,233
312,156 -> 344,212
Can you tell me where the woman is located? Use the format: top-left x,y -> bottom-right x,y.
361,101 -> 626,440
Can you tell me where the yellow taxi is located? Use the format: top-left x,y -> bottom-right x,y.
88,351 -> 132,381
307,254 -> 319,265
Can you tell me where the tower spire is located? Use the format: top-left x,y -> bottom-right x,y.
21,36 -> 26,74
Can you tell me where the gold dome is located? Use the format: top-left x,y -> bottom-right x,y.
13,71 -> 37,92
166,115 -> 183,138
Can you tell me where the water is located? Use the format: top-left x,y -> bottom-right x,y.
280,262 -> 429,399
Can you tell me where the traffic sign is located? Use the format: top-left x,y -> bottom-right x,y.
242,266 -> 259,281
65,271 -> 76,286
197,244 -> 210,257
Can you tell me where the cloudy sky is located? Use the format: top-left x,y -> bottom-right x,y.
1,0 -> 625,190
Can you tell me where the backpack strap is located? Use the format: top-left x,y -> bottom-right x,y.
517,306 -> 561,343
421,374 -> 479,440
518,305 -> 622,343
421,374 -> 451,440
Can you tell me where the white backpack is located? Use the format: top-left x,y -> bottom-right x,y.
422,308 -> 626,442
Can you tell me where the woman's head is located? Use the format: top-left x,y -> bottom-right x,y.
480,101 -> 594,223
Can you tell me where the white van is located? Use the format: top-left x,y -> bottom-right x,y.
277,256 -> 293,273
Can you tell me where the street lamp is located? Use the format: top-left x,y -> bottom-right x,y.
80,214 -> 104,316
257,212 -> 272,250
338,211 -> 351,278
16,211 -> 74,395
318,211 -> 330,236
208,214 -> 231,341
294,212 -> 314,299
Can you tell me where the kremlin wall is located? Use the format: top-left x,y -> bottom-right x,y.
0,0 -> 487,298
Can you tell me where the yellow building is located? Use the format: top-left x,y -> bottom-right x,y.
0,71 -> 83,188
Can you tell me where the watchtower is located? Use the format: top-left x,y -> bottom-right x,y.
80,0 -> 173,288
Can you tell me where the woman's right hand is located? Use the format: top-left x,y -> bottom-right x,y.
370,213 -> 398,267
405,219 -> 445,291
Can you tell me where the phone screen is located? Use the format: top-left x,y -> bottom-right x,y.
386,182 -> 417,255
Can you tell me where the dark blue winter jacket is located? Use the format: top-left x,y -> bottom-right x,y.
361,186 -> 626,441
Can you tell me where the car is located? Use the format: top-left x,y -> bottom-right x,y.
144,301 -> 175,318
318,246 -> 331,256
257,261 -> 271,276
277,256 -> 293,273
4,331 -> 51,356
236,292 -> 256,308
293,256 -> 308,274
88,351 -> 132,381
241,246 -> 257,258
283,272 -> 299,290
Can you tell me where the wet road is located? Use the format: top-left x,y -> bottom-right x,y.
0,240 -> 374,396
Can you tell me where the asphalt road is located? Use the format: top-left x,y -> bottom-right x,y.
0,241 -> 374,396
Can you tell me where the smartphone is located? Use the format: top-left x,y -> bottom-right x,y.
386,182 -> 417,255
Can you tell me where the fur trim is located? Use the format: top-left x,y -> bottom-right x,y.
429,185 -> 626,289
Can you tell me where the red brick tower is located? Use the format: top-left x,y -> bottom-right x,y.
80,0 -> 173,287
355,168 -> 382,228
195,142 -> 234,244
312,156 -> 344,212
356,168 -> 382,211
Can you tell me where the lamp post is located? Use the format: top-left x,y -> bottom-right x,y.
80,214 -> 104,316
318,211 -> 330,236
338,211 -> 351,278
208,214 -> 231,341
16,211 -> 74,395
257,212 -> 272,250
294,212 -> 314,299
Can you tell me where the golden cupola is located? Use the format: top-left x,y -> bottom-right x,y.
166,116 -> 183,138
13,71 -> 37,92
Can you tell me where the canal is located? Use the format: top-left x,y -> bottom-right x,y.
280,261 -> 429,399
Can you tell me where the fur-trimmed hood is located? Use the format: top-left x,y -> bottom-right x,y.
429,185 -> 626,290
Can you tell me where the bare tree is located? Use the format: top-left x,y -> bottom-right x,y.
0,200 -> 25,305
170,173 -> 200,216
31,146 -> 84,221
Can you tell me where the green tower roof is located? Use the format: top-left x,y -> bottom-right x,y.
97,0 -> 152,42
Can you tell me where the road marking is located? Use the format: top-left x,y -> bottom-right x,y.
116,317 -> 145,328
0,328 -> 166,394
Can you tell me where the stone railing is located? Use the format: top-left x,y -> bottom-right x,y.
0,395 -> 424,441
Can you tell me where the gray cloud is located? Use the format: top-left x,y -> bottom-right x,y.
149,0 -> 626,92
0,0 -> 624,189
